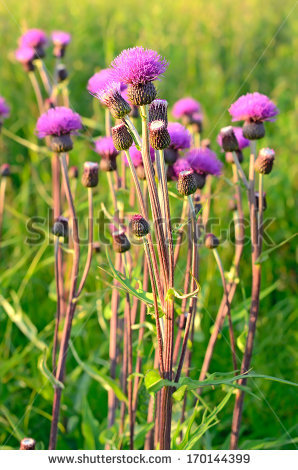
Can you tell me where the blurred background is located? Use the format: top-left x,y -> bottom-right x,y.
0,0 -> 297,450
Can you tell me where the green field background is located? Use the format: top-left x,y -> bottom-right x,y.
0,0 -> 297,450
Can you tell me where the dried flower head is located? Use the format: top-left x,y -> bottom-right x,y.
94,136 -> 119,160
0,97 -> 10,122
149,120 -> 171,150
149,99 -> 168,125
172,97 -> 202,119
177,169 -> 198,196
15,47 -> 35,71
112,229 -> 131,253
186,148 -> 223,176
82,162 -> 99,188
94,82 -> 131,118
217,126 -> 239,152
52,216 -> 68,238
20,438 -> 36,450
229,92 -> 279,123
112,123 -> 133,151
167,122 -> 191,150
111,46 -> 168,85
129,214 -> 150,238
255,148 -> 275,174
218,126 -> 249,152
205,233 -> 219,249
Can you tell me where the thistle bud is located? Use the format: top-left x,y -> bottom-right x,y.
127,82 -> 157,106
254,148 -> 275,174
193,172 -> 206,189
219,126 -> 239,152
177,170 -> 198,196
100,158 -> 117,172
57,64 -> 68,83
92,241 -> 101,253
1,163 -> 11,177
112,230 -> 131,253
129,214 -> 150,238
255,192 -> 267,211
112,123 -> 133,151
82,162 -> 99,188
149,120 -> 171,150
205,233 -> 219,249
51,134 -> 73,153
69,165 -> 78,179
20,438 -> 36,450
99,84 -> 131,119
164,148 -> 178,165
136,164 -> 146,180
52,216 -> 68,238
149,99 -> 168,125
225,150 -> 243,164
242,120 -> 265,140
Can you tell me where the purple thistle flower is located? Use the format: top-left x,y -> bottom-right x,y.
111,46 -> 168,85
19,29 -> 48,48
217,126 -> 249,151
124,143 -> 155,167
167,122 -> 191,150
0,97 -> 10,120
15,46 -> 35,63
168,158 -> 192,181
36,107 -> 82,138
172,97 -> 202,119
87,68 -> 126,95
186,148 -> 223,176
229,92 -> 279,123
94,136 -> 119,159
51,31 -> 71,46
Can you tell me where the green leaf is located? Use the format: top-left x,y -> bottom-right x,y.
144,369 -> 172,394
256,233 -> 297,264
81,397 -> 100,449
38,349 -> 64,389
69,341 -> 128,404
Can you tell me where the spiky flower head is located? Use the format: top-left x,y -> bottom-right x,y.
112,123 -> 133,151
112,229 -> 131,253
186,148 -> 223,176
255,148 -> 275,174
0,97 -> 10,122
36,107 -> 82,138
87,69 -> 113,94
177,169 -> 198,196
94,136 -> 119,160
1,163 -> 10,177
149,99 -> 168,125
51,31 -> 71,58
172,97 -> 202,119
94,82 -> 131,118
205,233 -> 219,249
229,92 -> 278,123
129,214 -> 150,238
82,162 -> 99,188
167,122 -> 191,150
124,143 -> 155,167
217,126 -> 239,152
217,126 -> 249,152
15,47 -> 35,71
52,216 -> 68,238
111,46 -> 168,85
149,120 -> 171,150
167,158 -> 192,181
19,29 -> 47,48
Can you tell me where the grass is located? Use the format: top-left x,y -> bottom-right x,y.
0,0 -> 297,449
